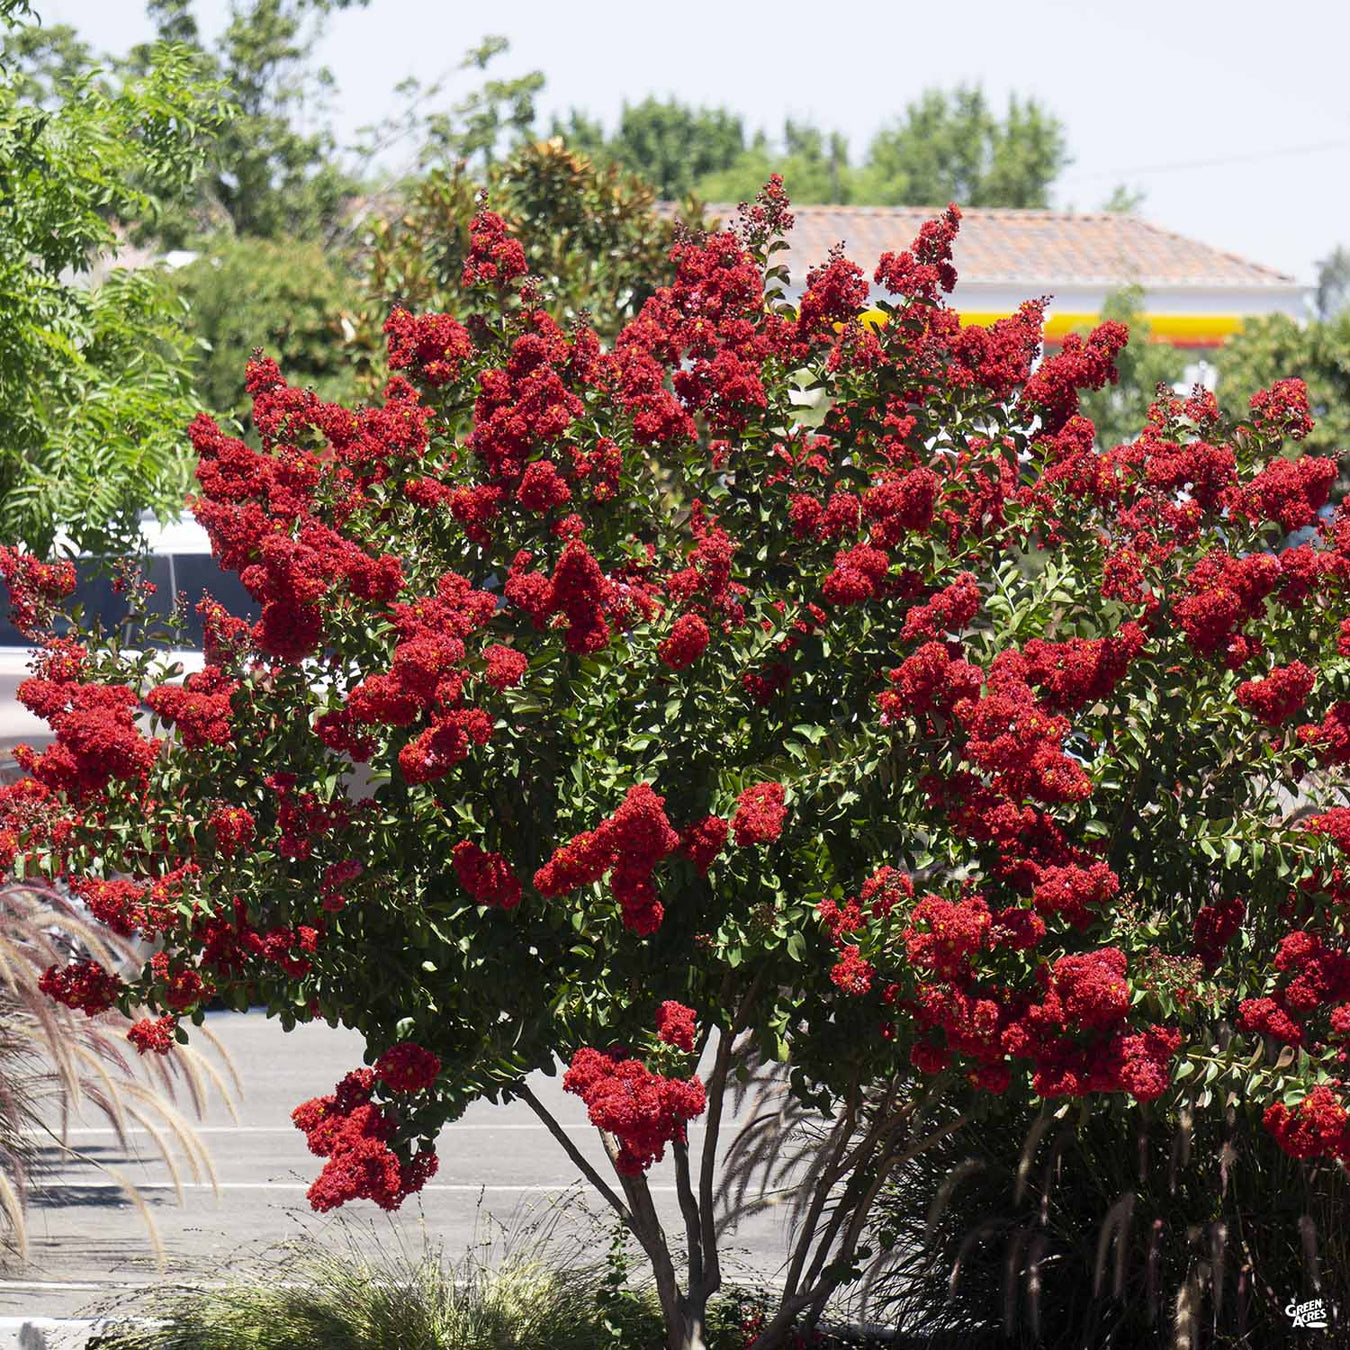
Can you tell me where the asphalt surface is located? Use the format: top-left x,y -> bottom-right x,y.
0,1011 -> 800,1320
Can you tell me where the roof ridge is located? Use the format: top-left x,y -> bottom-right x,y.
649,202 -> 1302,289
1125,214 -> 1296,284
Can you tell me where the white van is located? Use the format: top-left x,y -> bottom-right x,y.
0,518 -> 259,775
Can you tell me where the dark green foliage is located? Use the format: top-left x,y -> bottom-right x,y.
568,87 -> 1070,209
553,97 -> 746,200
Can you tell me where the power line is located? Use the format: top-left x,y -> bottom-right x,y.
1071,138 -> 1350,182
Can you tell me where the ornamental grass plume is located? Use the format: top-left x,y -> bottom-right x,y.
0,881 -> 235,1263
6,179 -> 1350,1349
854,1094 -> 1350,1347
92,1212 -> 671,1350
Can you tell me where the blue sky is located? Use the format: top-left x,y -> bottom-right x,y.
41,0 -> 1350,286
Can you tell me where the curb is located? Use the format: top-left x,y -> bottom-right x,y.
0,1317 -> 156,1349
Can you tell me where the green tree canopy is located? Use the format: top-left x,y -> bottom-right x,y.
582,86 -> 1070,208
7,0 -> 370,245
552,96 -> 746,200
863,86 -> 1068,207
172,235 -> 363,423
0,12 -> 231,553
137,0 -> 364,242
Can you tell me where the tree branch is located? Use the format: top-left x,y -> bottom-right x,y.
781,1085 -> 861,1303
696,1022 -> 736,1296
672,1136 -> 704,1292
517,1081 -> 632,1227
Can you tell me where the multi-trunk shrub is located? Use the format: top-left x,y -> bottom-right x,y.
5,181 -> 1348,1347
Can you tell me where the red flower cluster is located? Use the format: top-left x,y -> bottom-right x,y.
1173,550 -> 1282,664
146,666 -> 240,749
128,1015 -> 177,1056
70,867 -> 193,939
374,1041 -> 441,1093
1231,455 -> 1336,532
507,540 -> 614,655
1019,625 -> 1145,714
292,1069 -> 438,1211
904,894 -> 994,981
209,805 -> 255,858
1192,897 -> 1245,969
680,815 -> 729,875
534,784 -> 681,934
1236,661 -> 1316,725
655,1001 -> 697,1053
384,308 -> 473,387
16,659 -> 160,801
0,547 -> 76,635
482,644 -> 528,691
954,664 -> 1091,805
901,573 -> 981,643
461,209 -> 527,289
1030,862 -> 1120,929
1018,322 -> 1129,435
451,840 -> 522,910
563,1045 -> 706,1175
1263,1086 -> 1350,1161
38,959 -> 122,1016
658,614 -> 710,671
1249,377 -> 1314,442
874,204 -> 960,302
878,642 -> 983,724
731,781 -> 787,846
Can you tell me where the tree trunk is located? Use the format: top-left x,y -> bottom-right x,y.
667,1288 -> 711,1350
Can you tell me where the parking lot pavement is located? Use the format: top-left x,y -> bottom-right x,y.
1,1011 -> 800,1319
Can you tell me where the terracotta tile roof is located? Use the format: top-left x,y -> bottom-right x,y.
688,205 -> 1297,290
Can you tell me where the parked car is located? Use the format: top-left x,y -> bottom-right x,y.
0,517 -> 259,776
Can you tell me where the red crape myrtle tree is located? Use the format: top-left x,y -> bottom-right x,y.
7,183 -> 1350,1346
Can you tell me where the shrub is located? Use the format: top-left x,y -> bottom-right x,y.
6,183 -> 1349,1348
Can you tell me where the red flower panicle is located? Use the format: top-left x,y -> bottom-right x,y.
732,782 -> 787,846
374,1041 -> 441,1093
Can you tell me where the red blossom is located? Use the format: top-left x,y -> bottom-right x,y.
563,1046 -> 705,1174
451,840 -> 522,910
731,782 -> 787,846
374,1041 -> 441,1093
655,1001 -> 697,1053
658,614 -> 710,671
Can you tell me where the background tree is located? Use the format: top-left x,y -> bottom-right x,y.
553,96 -> 746,200
576,86 -> 1071,208
173,236 -> 364,422
1314,244 -> 1350,322
355,137 -> 693,369
131,0 -> 365,243
694,120 -> 855,205
863,86 -> 1068,207
0,9 -> 231,553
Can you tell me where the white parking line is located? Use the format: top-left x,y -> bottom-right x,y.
36,1181 -> 678,1194
27,1123 -> 595,1136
